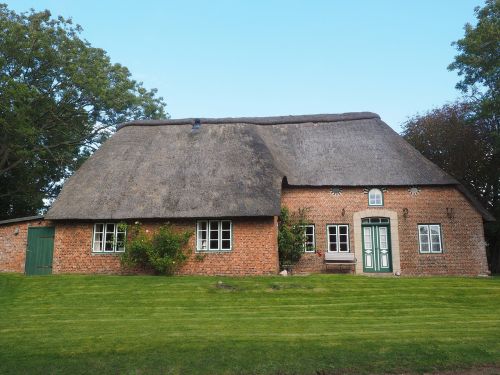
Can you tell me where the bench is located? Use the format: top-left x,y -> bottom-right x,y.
324,252 -> 356,263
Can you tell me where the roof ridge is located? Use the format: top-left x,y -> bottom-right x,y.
117,112 -> 380,130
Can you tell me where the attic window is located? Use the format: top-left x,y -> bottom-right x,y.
197,220 -> 232,251
368,188 -> 383,206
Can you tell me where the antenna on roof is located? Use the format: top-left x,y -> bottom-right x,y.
192,118 -> 201,130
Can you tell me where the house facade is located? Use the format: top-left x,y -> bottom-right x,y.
0,113 -> 493,276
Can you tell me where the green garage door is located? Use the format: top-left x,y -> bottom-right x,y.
25,227 -> 55,276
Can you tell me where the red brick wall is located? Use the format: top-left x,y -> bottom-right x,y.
281,186 -> 489,276
52,217 -> 278,275
0,218 -> 50,273
1,185 -> 489,277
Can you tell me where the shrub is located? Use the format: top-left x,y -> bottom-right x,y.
121,223 -> 192,275
278,207 -> 310,269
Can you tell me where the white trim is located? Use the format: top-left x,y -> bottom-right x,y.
368,188 -> 383,206
92,223 -> 126,253
418,224 -> 443,253
326,224 -> 350,253
196,220 -> 232,251
303,224 -> 315,252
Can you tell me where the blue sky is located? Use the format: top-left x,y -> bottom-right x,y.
10,0 -> 481,131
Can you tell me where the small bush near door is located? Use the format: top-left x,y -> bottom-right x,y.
121,223 -> 193,275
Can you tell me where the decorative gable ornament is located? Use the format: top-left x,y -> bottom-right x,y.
408,186 -> 421,196
330,187 -> 342,195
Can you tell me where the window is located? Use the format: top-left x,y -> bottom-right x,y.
362,217 -> 389,224
368,188 -> 383,206
92,223 -> 126,253
197,220 -> 232,251
327,225 -> 349,252
303,225 -> 315,252
418,224 -> 443,253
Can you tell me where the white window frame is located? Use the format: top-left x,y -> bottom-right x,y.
92,223 -> 126,253
196,220 -> 232,251
368,188 -> 384,206
418,224 -> 443,254
303,224 -> 315,253
327,224 -> 350,253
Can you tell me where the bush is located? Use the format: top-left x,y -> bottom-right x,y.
121,223 -> 192,275
278,207 -> 310,269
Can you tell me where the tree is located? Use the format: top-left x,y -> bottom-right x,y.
278,207 -> 310,270
0,5 -> 167,220
403,0 -> 500,273
448,0 -> 500,121
402,102 -> 500,273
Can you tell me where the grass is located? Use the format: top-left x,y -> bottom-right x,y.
0,274 -> 499,374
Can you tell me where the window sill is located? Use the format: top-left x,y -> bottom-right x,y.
91,252 -> 124,255
195,249 -> 232,253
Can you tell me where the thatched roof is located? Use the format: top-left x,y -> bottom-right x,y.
46,113 -> 491,221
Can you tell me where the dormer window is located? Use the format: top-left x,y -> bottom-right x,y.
368,188 -> 383,206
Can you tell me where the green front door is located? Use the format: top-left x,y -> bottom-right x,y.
25,227 -> 55,275
362,218 -> 392,273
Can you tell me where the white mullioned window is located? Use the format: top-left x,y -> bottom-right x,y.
197,220 -> 232,251
418,224 -> 443,253
92,223 -> 126,253
327,224 -> 350,252
303,225 -> 315,252
368,188 -> 383,206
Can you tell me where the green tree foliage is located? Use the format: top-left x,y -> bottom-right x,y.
121,223 -> 192,275
0,5 -> 167,220
278,207 -> 310,269
403,102 -> 500,273
404,0 -> 500,273
448,0 -> 499,119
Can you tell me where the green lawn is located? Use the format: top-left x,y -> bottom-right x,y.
0,274 -> 499,374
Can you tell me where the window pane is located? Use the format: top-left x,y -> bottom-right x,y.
105,232 -> 114,251
221,221 -> 231,231
419,225 -> 429,235
221,240 -> 231,250
106,223 -> 115,233
209,240 -> 219,250
430,225 -> 440,235
339,242 -> 348,252
93,231 -> 103,252
420,242 -> 430,252
339,226 -> 347,235
199,221 -> 207,231
329,242 -> 337,252
95,224 -> 104,233
369,189 -> 383,205
221,230 -> 230,240
363,227 -> 372,250
431,242 -> 441,252
116,232 -> 126,252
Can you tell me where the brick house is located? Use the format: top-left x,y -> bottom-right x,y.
0,113 -> 494,276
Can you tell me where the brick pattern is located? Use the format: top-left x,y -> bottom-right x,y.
281,186 -> 489,276
0,185 -> 489,276
0,218 -> 50,273
53,217 -> 278,275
